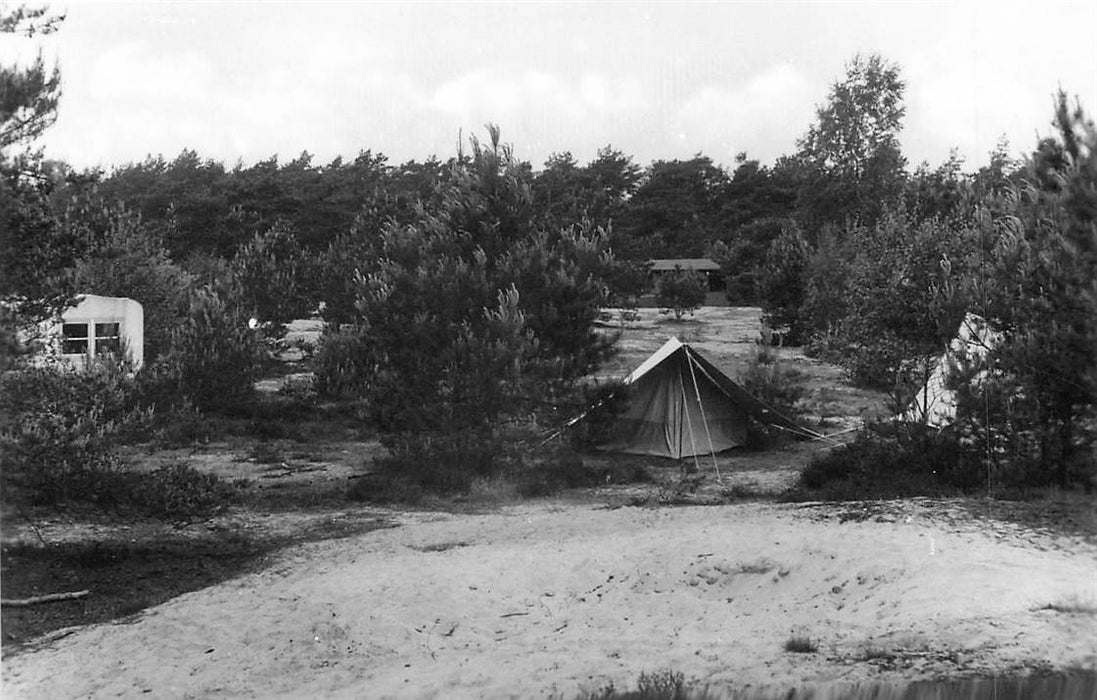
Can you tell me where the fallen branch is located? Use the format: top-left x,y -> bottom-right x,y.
2,590 -> 90,607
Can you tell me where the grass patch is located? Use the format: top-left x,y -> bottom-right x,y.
573,669 -> 718,700
736,559 -> 776,575
248,442 -> 284,464
719,484 -> 773,502
784,635 -> 818,653
411,540 -> 470,553
347,449 -> 652,505
859,645 -> 892,660
1036,596 -> 1097,614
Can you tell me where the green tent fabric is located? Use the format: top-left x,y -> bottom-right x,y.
595,337 -> 807,459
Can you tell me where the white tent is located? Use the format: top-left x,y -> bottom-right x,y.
903,313 -> 999,427
591,337 -> 808,460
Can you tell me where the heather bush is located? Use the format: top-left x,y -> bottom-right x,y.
791,423 -> 981,500
0,359 -> 150,506
127,461 -> 241,522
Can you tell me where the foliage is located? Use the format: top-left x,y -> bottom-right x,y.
0,358 -> 150,506
530,151 -> 586,231
513,451 -> 650,498
0,166 -> 77,367
655,267 -> 707,320
327,127 -> 618,490
312,324 -> 373,400
905,150 -> 971,221
318,226 -> 384,326
722,153 -> 798,230
231,220 -> 313,337
127,461 -> 241,522
793,52 -> 908,231
497,224 -> 618,383
709,217 -> 787,305
573,669 -> 717,700
737,342 -> 807,430
756,221 -> 810,343
583,146 -> 643,230
0,4 -> 74,364
71,208 -> 192,360
0,4 -> 62,152
784,636 -> 818,653
791,424 -> 981,501
565,379 -> 632,451
603,258 -> 652,309
960,93 -> 1097,488
795,208 -> 973,389
142,285 -> 261,414
800,226 -> 849,347
616,156 -> 729,258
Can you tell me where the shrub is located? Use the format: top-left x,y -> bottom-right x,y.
567,379 -> 631,450
574,669 -> 715,700
71,209 -> 193,362
738,344 -> 806,418
784,635 -> 818,653
512,450 -> 649,498
0,355 -> 243,520
126,461 -> 241,522
737,342 -> 807,448
757,221 -> 810,344
605,259 -> 653,309
373,432 -> 503,494
0,359 -> 149,506
792,423 -> 981,500
313,324 -> 372,400
656,267 -> 707,320
325,128 -> 619,495
231,221 -> 314,340
149,400 -> 214,448
141,285 -> 261,414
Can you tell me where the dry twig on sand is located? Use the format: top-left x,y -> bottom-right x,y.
2,590 -> 90,607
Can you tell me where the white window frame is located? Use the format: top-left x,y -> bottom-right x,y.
60,318 -> 124,361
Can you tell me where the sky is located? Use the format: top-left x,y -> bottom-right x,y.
6,0 -> 1097,173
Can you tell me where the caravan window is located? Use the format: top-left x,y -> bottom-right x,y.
95,322 -> 121,355
62,323 -> 89,355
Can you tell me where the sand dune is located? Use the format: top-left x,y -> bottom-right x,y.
4,502 -> 1095,699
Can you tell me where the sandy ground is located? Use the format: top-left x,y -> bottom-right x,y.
4,500 -> 1095,699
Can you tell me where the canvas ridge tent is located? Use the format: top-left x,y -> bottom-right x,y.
583,337 -> 815,462
902,313 -> 999,428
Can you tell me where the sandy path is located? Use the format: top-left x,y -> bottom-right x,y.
4,502 -> 1095,699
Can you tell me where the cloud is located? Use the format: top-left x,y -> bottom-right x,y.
88,40 -> 213,102
421,68 -> 651,164
429,68 -> 645,123
672,64 -> 816,163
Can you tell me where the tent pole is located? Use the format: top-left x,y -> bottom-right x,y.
679,369 -> 702,473
686,350 -> 723,483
